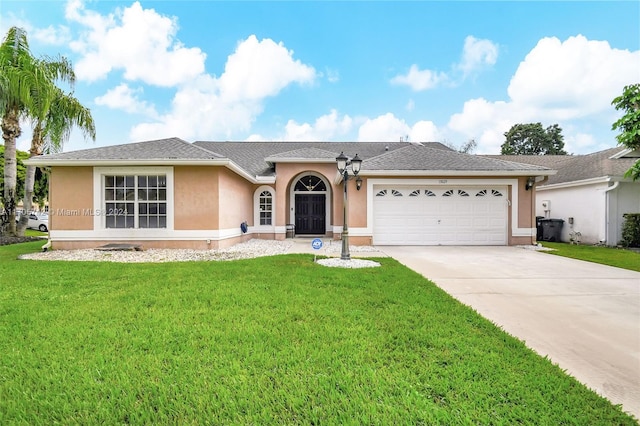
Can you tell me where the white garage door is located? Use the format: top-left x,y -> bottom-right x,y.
373,187 -> 508,245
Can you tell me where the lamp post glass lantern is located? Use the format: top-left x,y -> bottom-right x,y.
335,152 -> 362,260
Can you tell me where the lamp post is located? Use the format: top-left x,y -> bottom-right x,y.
336,151 -> 362,260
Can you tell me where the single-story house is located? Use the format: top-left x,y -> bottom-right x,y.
26,138 -> 555,250
487,147 -> 640,245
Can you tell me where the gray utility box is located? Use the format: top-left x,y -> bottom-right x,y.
539,219 -> 564,242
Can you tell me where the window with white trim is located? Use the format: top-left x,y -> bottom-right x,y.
253,186 -> 275,229
104,174 -> 167,228
259,190 -> 273,225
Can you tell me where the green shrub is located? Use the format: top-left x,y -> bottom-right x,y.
620,213 -> 640,247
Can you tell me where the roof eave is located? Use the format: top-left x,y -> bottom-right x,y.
360,169 -> 557,177
537,175 -> 633,190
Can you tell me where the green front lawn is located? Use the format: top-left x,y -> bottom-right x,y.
24,229 -> 47,237
0,242 -> 636,424
541,242 -> 640,272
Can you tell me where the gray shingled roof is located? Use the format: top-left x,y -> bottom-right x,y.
29,139 -> 553,178
485,147 -> 636,185
364,144 -> 551,172
194,141 -> 549,176
264,147 -> 341,161
34,137 -> 222,161
193,141 -> 417,177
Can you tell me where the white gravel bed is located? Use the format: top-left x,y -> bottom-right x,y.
19,239 -> 294,263
18,239 -> 383,267
316,258 -> 381,268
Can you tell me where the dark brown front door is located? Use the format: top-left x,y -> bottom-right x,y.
295,194 -> 326,234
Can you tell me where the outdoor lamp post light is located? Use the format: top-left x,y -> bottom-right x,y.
336,151 -> 362,261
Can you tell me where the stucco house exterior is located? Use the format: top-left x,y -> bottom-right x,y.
27,138 -> 554,250
489,147 -> 640,245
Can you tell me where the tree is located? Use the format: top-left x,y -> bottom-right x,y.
1,27 -> 79,236
0,145 -> 28,201
0,146 -> 48,210
611,83 -> 640,180
444,138 -> 477,154
0,27 -> 34,235
501,123 -> 568,155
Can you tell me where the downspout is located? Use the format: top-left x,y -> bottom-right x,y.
531,176 -> 549,244
42,166 -> 52,252
603,180 -> 620,245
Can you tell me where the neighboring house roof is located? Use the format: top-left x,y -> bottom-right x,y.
27,139 -> 554,180
485,146 -> 637,186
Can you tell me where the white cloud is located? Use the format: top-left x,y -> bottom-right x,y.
284,109 -> 353,141
130,75 -> 261,141
94,83 -> 158,118
410,120 -> 440,142
60,1 -> 317,141
66,0 -> 206,86
357,113 -> 439,142
0,14 -> 71,46
218,35 -> 316,102
447,35 -> 640,154
130,34 -> 318,141
458,35 -> 498,76
358,113 -> 409,142
508,35 -> 639,118
32,25 -> 72,45
391,35 -> 498,91
390,64 -> 447,91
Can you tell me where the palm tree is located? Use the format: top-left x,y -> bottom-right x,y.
18,86 -> 96,234
1,26 -> 77,236
0,27 -> 34,235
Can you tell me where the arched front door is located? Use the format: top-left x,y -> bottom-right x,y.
294,175 -> 326,235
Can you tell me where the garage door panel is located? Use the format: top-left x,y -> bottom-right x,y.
373,186 -> 507,245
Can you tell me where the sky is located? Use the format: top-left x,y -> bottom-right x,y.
1,0 -> 639,155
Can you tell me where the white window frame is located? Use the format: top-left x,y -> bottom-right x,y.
253,185 -> 276,232
93,167 -> 174,237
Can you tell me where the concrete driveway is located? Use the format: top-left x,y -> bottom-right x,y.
380,246 -> 640,419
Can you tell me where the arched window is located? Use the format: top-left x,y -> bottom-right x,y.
254,186 -> 275,229
294,175 -> 327,192
259,190 -> 272,225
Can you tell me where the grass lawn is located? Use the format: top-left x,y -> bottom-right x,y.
24,229 -> 47,238
541,242 -> 640,272
0,242 -> 636,424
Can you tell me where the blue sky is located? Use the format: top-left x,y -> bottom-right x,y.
1,1 -> 639,155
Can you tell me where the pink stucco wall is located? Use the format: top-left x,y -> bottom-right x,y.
47,163 -> 536,248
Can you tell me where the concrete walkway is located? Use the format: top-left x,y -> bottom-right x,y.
379,246 -> 640,419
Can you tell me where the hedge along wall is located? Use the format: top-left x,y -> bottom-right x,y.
620,213 -> 640,247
